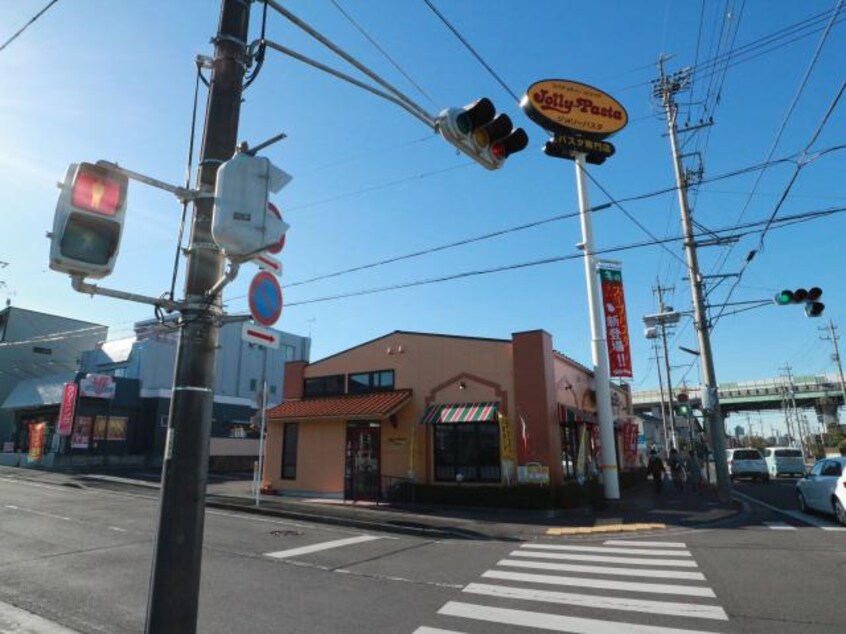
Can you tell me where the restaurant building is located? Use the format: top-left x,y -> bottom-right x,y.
263,330 -> 636,500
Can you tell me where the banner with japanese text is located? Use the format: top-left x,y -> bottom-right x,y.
57,382 -> 78,436
28,422 -> 46,462
598,266 -> 633,378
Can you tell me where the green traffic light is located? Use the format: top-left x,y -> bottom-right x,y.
775,290 -> 794,305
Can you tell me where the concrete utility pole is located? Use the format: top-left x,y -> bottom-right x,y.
820,318 -> 846,421
655,60 -> 731,503
145,2 -> 249,632
652,337 -> 671,455
653,283 -> 678,450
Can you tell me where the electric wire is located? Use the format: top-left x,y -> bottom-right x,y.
0,0 -> 60,53
421,0 -> 520,104
330,0 -> 438,108
243,0 -> 268,90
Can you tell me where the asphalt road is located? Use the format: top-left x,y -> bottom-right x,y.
1,474 -> 844,633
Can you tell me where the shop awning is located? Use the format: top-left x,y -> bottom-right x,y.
420,402 -> 498,424
266,389 -> 412,421
1,373 -> 78,411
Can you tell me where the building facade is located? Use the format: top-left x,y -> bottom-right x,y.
263,330 -> 635,500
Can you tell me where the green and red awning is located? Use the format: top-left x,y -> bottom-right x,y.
420,402 -> 498,424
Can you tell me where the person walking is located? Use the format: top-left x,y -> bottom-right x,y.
668,448 -> 685,492
684,449 -> 703,494
648,450 -> 666,494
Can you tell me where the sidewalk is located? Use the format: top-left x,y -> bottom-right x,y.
0,466 -> 741,540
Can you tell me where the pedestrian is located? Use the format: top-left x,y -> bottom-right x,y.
668,448 -> 684,491
683,449 -> 703,494
648,450 -> 666,494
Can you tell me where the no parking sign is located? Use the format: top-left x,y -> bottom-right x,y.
248,271 -> 283,326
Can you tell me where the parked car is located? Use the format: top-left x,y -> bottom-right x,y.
762,447 -> 806,477
796,457 -> 846,525
726,448 -> 769,483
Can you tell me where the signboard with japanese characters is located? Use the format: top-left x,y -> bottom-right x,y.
57,382 -> 78,436
599,266 -> 633,378
521,79 -> 628,139
79,373 -> 116,399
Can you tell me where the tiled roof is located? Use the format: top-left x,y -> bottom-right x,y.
267,389 -> 413,420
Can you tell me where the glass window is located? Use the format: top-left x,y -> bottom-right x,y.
304,375 -> 345,398
434,423 -> 501,483
348,370 -> 395,394
810,461 -> 825,476
822,461 -> 843,477
281,423 -> 298,479
249,379 -> 257,392
774,449 -> 802,458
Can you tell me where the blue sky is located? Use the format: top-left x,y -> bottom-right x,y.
1,1 -> 844,432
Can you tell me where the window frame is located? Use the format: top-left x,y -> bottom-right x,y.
303,374 -> 346,398
433,422 -> 501,483
347,369 -> 395,394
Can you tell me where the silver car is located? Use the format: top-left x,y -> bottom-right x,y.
796,457 -> 846,524
726,448 -> 769,483
763,447 -> 805,478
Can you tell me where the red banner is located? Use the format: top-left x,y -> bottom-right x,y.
599,267 -> 633,378
57,382 -> 78,436
28,422 -> 46,462
622,422 -> 639,461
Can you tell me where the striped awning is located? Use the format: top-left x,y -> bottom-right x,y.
421,402 -> 498,424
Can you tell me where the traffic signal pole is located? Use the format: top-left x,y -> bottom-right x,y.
145,2 -> 249,632
658,75 -> 731,504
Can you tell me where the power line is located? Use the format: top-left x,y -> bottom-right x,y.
0,0 -> 61,53
422,0 -> 520,104
330,0 -> 439,108
228,204 -> 846,309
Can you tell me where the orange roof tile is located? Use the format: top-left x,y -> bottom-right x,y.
267,389 -> 412,420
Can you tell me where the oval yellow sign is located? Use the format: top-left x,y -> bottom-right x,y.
521,79 -> 628,139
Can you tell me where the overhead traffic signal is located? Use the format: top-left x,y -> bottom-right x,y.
49,162 -> 128,279
436,98 -> 529,170
774,287 -> 824,318
212,152 -> 291,258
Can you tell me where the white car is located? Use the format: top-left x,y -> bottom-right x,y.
763,447 -> 806,478
726,448 -> 769,483
795,457 -> 846,526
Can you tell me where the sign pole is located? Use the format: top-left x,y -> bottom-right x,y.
574,153 -> 620,500
256,346 -> 268,507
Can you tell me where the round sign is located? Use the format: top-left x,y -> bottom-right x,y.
248,271 -> 283,327
520,79 -> 628,139
266,202 -> 286,254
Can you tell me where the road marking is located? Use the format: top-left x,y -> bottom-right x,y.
506,551 -> 696,567
412,628 -> 466,634
733,489 -> 846,530
498,558 -> 706,580
264,535 -> 382,559
522,544 -> 692,557
438,601 -> 720,633
108,526 -> 127,532
463,582 -> 728,620
764,521 -> 797,530
546,522 -> 665,535
481,570 -> 716,597
0,599 -> 82,633
603,540 -> 687,548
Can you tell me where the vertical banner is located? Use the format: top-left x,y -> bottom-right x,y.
623,422 -> 639,463
57,382 -> 78,436
28,422 -> 46,462
598,266 -> 633,378
498,413 -> 516,486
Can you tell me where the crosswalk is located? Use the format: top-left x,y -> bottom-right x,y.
762,519 -> 845,531
413,539 -> 730,634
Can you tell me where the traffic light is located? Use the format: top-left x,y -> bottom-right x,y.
774,287 -> 824,317
212,152 -> 291,257
436,98 -> 529,170
49,162 -> 128,279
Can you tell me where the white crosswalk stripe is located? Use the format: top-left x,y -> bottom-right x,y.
413,539 -> 731,633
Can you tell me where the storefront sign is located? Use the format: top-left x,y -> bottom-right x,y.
521,79 -> 628,139
79,373 -> 116,399
28,422 -> 46,462
498,413 -> 515,461
599,266 -> 633,378
623,422 -> 639,462
57,382 -> 78,436
71,416 -> 92,449
517,462 -> 550,485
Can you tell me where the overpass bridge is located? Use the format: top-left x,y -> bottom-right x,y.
632,373 -> 845,425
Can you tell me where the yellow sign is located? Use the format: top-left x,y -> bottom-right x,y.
521,79 -> 628,139
498,412 -> 515,461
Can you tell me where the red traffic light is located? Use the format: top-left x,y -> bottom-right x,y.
492,128 -> 529,160
71,164 -> 127,216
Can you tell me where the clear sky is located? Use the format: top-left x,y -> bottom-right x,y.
1,1 -> 844,434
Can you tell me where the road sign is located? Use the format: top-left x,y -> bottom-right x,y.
241,322 -> 281,349
248,271 -> 283,326
253,252 -> 282,276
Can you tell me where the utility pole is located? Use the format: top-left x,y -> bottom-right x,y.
652,337 -> 671,455
654,60 -> 731,502
653,283 -> 678,450
145,2 -> 250,632
820,318 -> 846,422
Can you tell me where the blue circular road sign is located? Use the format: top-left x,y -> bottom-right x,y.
248,271 -> 283,326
